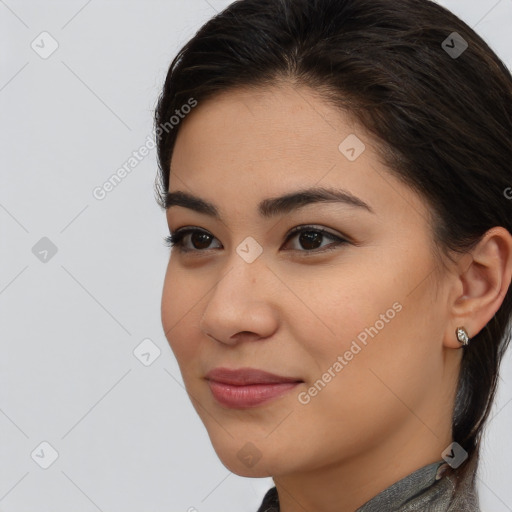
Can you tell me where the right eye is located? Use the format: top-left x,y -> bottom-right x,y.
164,228 -> 221,253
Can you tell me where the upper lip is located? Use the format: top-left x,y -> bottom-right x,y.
205,367 -> 303,385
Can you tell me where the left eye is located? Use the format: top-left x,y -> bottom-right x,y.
163,225 -> 348,254
282,226 -> 348,252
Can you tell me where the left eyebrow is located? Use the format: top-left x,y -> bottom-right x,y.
164,186 -> 375,219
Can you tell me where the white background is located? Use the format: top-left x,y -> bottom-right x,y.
1,1 -> 511,511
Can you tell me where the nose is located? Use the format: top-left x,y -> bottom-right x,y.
199,256 -> 279,346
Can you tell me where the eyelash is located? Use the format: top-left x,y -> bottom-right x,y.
163,225 -> 348,256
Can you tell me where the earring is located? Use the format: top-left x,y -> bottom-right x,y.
455,327 -> 470,346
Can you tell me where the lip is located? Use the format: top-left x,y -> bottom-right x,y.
205,367 -> 302,385
205,367 -> 303,408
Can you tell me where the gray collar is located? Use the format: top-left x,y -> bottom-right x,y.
257,459 -> 480,512
356,460 -> 448,511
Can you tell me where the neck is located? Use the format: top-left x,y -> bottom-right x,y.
274,411 -> 452,512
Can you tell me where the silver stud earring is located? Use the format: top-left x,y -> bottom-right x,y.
455,327 -> 470,346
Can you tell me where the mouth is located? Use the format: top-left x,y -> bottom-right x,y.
205,367 -> 304,408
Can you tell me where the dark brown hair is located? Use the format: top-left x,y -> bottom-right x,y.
154,0 -> 512,485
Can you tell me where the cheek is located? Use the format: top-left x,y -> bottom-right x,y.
161,263 -> 203,364
293,314 -> 429,459
283,262 -> 399,364
292,252 -> 434,398
301,281 -> 437,434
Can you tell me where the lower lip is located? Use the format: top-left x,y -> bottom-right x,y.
207,380 -> 301,408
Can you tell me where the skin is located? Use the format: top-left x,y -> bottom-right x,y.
161,83 -> 512,512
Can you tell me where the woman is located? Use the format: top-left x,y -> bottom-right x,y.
154,0 -> 512,510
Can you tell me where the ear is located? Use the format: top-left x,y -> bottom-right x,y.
444,227 -> 512,349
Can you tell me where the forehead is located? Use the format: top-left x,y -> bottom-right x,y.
171,84 -> 365,183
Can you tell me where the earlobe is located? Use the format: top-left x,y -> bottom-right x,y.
445,226 -> 512,349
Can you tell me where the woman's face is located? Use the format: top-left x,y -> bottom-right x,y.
161,84 -> 461,478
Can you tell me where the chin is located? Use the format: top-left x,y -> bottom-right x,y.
216,452 -> 276,478
208,435 -> 282,478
